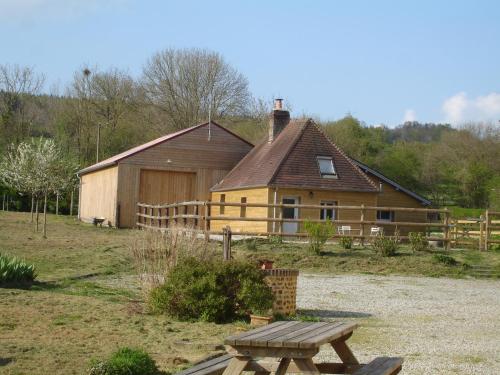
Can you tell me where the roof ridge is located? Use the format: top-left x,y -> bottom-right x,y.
313,122 -> 380,191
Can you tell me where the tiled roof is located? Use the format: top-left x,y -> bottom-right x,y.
211,119 -> 379,192
77,121 -> 253,175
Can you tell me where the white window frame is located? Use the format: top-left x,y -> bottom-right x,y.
320,201 -> 337,221
317,156 -> 337,178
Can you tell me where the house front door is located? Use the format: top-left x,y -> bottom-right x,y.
282,197 -> 299,234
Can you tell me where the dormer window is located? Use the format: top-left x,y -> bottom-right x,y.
317,156 -> 337,178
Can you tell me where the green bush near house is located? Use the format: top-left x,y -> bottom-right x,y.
373,232 -> 400,257
304,220 -> 334,254
408,232 -> 428,252
0,253 -> 37,285
149,257 -> 273,323
339,236 -> 353,250
89,347 -> 161,375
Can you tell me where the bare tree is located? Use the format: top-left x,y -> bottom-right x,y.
0,64 -> 45,147
141,48 -> 250,131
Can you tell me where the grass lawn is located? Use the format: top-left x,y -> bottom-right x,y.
1,211 -> 499,374
0,212 -> 237,375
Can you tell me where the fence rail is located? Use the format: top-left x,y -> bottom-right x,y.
136,201 -> 499,251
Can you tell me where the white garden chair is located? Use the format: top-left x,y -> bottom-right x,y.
337,225 -> 351,235
370,226 -> 383,236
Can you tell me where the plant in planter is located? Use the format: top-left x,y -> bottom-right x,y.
249,308 -> 274,326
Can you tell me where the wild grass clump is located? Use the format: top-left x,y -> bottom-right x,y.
373,231 -> 400,257
89,347 -> 161,375
149,257 -> 273,323
408,232 -> 428,252
0,253 -> 37,285
433,253 -> 458,266
304,220 -> 333,254
339,236 -> 353,250
131,224 -> 217,291
246,238 -> 258,251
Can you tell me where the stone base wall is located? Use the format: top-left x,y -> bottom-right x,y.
264,269 -> 299,316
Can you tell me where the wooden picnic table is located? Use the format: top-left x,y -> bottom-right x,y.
223,321 -> 361,375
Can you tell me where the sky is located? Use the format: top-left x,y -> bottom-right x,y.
1,0 -> 500,127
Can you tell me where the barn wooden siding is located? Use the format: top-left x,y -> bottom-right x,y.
115,124 -> 252,227
79,166 -> 118,226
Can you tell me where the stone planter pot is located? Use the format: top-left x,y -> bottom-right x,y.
250,314 -> 273,326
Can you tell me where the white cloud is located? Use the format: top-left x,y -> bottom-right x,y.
442,92 -> 500,124
403,109 -> 417,122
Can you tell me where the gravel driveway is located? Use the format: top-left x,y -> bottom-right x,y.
297,274 -> 499,374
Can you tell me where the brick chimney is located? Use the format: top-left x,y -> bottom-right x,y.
269,99 -> 290,142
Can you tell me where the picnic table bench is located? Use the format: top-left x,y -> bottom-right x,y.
176,321 -> 402,375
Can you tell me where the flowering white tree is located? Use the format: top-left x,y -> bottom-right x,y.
0,138 -> 78,237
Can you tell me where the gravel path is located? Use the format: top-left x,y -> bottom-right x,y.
297,274 -> 500,374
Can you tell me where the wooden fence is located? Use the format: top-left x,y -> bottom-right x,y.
450,210 -> 500,251
136,201 -> 500,250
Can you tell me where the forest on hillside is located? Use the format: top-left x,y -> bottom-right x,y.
1,48 -> 499,212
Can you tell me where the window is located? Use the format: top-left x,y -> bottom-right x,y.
317,156 -> 336,178
377,210 -> 394,222
219,194 -> 225,215
240,197 -> 247,217
320,201 -> 337,221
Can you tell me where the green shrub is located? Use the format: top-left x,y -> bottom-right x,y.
373,232 -> 399,257
433,254 -> 458,266
268,235 -> 283,245
0,253 -> 37,285
304,220 -> 333,254
246,238 -> 258,251
149,258 -> 273,323
339,236 -> 353,250
408,232 -> 428,252
89,347 -> 160,375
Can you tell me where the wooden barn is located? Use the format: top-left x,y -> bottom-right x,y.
77,122 -> 253,228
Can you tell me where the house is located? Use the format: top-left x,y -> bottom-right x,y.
209,100 -> 381,234
77,122 -> 253,228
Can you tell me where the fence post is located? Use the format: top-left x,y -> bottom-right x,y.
444,208 -> 450,251
174,206 -> 178,225
279,205 -> 283,235
194,204 -> 199,229
485,210 -> 489,251
479,214 -> 484,251
158,207 -> 162,229
183,204 -> 188,226
360,204 -> 365,246
223,226 -> 232,261
166,207 -> 170,228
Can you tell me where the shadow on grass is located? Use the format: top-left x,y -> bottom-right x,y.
0,357 -> 13,366
298,308 -> 372,319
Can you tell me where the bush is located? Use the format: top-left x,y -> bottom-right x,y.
89,347 -> 160,375
149,258 -> 273,323
408,232 -> 428,252
433,254 -> 458,266
373,232 -> 399,257
0,253 -> 37,285
268,235 -> 283,245
246,238 -> 258,251
339,236 -> 353,250
303,220 -> 333,254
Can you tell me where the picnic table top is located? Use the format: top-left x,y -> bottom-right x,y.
224,321 -> 358,350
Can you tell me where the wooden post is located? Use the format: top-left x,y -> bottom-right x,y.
279,205 -> 283,234
485,210 -> 489,251
55,194 -> 59,215
444,208 -> 450,251
194,204 -> 199,229
150,207 -> 154,227
174,206 -> 178,225
166,207 -> 170,228
204,201 -> 211,241
6,195 -> 9,211
223,226 -> 232,261
158,207 -> 162,228
479,214 -> 484,251
183,204 -> 188,226
360,204 -> 365,246
70,189 -> 74,216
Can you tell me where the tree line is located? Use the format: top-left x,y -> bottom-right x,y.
1,47 -> 499,225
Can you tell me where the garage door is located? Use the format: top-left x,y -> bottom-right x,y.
139,170 -> 196,205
